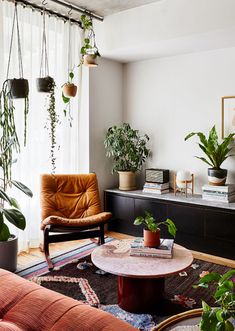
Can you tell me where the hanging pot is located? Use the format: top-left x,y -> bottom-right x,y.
0,235 -> 18,272
36,76 -> 54,93
118,171 -> 136,191
84,54 -> 98,67
208,168 -> 227,186
7,78 -> 29,99
62,83 -> 77,97
144,229 -> 160,248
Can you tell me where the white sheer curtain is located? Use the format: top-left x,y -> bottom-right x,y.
0,1 -> 86,252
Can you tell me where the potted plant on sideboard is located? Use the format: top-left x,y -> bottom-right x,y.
185,125 -> 235,186
104,123 -> 151,190
134,211 -> 177,247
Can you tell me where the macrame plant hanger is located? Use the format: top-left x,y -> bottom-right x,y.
37,2 -> 54,92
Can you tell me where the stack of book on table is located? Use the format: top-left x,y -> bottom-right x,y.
130,237 -> 174,258
142,182 -> 169,194
202,184 -> 235,203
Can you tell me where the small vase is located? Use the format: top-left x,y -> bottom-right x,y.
144,229 -> 160,248
208,168 -> 227,186
7,78 -> 29,99
36,76 -> 54,93
62,83 -> 77,97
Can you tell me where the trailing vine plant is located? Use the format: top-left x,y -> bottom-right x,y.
44,80 -> 59,173
38,6 -> 59,173
80,14 -> 100,60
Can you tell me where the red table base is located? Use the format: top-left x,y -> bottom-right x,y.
118,276 -> 165,313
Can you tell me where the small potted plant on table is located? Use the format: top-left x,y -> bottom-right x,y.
185,125 -> 235,186
134,211 -> 177,247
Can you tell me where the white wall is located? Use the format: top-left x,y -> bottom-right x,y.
123,47 -> 235,193
89,58 -> 123,202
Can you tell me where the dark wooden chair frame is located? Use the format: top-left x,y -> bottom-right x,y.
43,223 -> 106,270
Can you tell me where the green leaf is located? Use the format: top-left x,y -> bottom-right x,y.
2,208 -> 26,230
0,222 -> 10,241
9,197 -> 20,209
225,320 -> 234,331
220,270 -> 235,284
62,92 -> 70,104
0,188 -> 12,205
195,156 -> 213,167
165,218 -> 177,237
134,216 -> 144,225
10,180 -> 33,198
69,72 -> 74,80
198,272 -> 221,285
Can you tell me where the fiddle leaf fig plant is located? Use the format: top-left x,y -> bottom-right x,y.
185,125 -> 235,169
134,211 -> 177,237
194,269 -> 235,331
104,123 -> 150,173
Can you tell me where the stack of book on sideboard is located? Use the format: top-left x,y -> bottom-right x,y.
142,182 -> 170,194
130,238 -> 174,258
202,184 -> 235,203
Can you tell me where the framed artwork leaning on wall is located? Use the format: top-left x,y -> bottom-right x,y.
221,96 -> 235,139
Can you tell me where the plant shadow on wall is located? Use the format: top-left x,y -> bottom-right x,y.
185,125 -> 235,186
104,123 -> 151,191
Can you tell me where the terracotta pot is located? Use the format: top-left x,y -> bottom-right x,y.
36,76 -> 54,93
62,83 -> 77,97
208,168 -> 227,186
83,54 -> 98,67
144,229 -> 160,248
118,171 -> 136,191
7,78 -> 29,99
0,235 -> 18,272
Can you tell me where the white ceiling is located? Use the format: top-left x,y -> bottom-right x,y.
65,0 -> 162,17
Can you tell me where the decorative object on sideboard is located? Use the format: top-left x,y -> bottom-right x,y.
185,125 -> 235,186
133,211 -> 176,248
221,95 -> 235,139
145,169 -> 169,183
104,123 -> 150,191
202,184 -> 235,203
174,170 -> 194,198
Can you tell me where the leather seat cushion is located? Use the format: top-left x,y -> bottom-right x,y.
41,211 -> 112,229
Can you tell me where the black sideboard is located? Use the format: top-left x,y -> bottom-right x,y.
105,189 -> 235,260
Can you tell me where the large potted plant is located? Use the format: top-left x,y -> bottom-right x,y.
104,123 -> 150,190
0,139 -> 32,272
185,125 -> 235,185
134,211 -> 176,247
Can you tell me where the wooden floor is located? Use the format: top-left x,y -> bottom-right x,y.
17,231 -> 235,269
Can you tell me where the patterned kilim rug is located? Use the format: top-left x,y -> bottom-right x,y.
17,239 -> 231,331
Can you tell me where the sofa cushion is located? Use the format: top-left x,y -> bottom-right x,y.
0,269 -> 137,331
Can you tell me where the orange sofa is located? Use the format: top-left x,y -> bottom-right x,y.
0,268 -> 138,331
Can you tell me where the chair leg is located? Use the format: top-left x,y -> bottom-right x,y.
44,226 -> 54,271
99,224 -> 105,245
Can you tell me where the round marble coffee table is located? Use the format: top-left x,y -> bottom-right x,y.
91,239 -> 193,313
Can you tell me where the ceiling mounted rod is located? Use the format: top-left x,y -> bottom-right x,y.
14,0 -> 82,26
49,0 -> 104,21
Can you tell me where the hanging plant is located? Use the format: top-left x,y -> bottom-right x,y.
37,7 -> 59,172
61,18 -> 78,126
80,14 -> 101,67
0,4 -> 29,151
